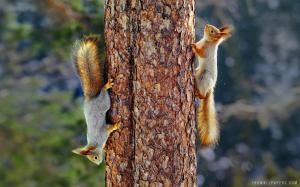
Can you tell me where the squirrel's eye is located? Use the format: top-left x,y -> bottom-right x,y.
210,30 -> 214,34
94,156 -> 98,160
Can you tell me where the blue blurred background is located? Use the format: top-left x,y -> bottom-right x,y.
0,0 -> 299,187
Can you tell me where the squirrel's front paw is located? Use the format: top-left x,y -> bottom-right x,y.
104,79 -> 114,90
106,122 -> 122,133
114,122 -> 121,129
191,43 -> 196,52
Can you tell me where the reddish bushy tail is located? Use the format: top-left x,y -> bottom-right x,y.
198,91 -> 219,146
73,35 -> 103,99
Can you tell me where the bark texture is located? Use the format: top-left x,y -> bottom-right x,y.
105,0 -> 196,186
104,0 -> 135,186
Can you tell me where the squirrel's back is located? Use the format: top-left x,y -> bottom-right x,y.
73,36 -> 103,99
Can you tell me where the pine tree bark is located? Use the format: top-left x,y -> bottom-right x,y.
105,0 -> 197,186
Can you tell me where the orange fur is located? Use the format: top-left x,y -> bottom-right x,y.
73,36 -> 103,99
192,43 -> 206,58
195,87 -> 206,99
80,146 -> 97,155
204,24 -> 233,44
197,91 -> 219,146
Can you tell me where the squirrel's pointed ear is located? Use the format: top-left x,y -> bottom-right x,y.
219,26 -> 233,34
72,146 -> 96,155
72,147 -> 91,155
72,147 -> 85,155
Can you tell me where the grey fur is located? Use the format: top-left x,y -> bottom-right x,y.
84,87 -> 111,148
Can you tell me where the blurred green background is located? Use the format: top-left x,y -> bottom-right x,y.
0,0 -> 299,187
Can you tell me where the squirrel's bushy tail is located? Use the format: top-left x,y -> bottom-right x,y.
73,36 -> 103,99
198,91 -> 219,146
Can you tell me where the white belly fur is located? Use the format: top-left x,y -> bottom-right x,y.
195,46 -> 218,96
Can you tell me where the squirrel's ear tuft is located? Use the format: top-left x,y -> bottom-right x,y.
219,25 -> 234,34
72,147 -> 90,155
72,146 -> 97,155
72,147 -> 84,155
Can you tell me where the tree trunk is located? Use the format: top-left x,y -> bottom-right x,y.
105,0 -> 197,186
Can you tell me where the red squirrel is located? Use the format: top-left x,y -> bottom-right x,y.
71,36 -> 121,165
191,24 -> 233,146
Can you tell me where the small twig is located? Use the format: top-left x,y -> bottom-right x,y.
220,89 -> 300,123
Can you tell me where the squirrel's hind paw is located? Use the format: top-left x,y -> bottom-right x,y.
104,79 -> 114,90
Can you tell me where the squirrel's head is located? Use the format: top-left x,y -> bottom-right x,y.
204,24 -> 233,43
72,146 -> 103,165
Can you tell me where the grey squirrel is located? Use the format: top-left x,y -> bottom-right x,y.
191,24 -> 232,146
71,36 -> 121,165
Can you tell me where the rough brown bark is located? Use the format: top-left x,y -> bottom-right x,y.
105,0 -> 196,186
104,0 -> 135,186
